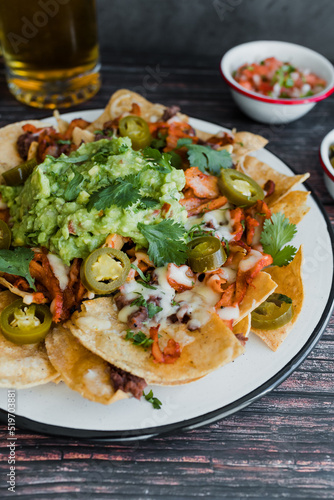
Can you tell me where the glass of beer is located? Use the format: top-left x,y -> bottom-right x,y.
0,0 -> 100,109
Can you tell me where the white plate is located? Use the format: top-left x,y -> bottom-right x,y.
0,112 -> 333,440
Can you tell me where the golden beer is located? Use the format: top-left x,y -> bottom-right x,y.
0,0 -> 100,108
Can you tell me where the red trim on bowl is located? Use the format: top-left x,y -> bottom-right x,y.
220,67 -> 334,105
319,150 -> 334,182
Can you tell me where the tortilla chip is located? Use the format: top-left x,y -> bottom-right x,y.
0,291 -> 58,388
27,141 -> 38,161
45,325 -> 129,405
72,126 -> 95,146
0,120 -> 50,173
235,271 -> 278,326
68,297 -> 244,385
233,314 -> 251,337
0,276 -> 34,301
233,131 -> 268,163
238,156 -> 310,206
271,191 -> 310,225
251,247 -> 304,351
53,110 -> 68,135
87,89 -> 169,132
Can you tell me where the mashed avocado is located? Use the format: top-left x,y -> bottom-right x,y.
0,138 -> 186,264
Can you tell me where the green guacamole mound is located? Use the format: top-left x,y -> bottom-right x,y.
0,138 -> 186,265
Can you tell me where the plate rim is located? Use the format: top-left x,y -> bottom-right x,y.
0,113 -> 333,440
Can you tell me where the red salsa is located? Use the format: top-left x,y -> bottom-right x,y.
233,57 -> 326,98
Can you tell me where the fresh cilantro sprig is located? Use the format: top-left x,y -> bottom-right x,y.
87,174 -> 140,211
143,390 -> 162,410
125,330 -> 153,348
0,248 -> 35,290
260,212 -> 297,266
177,138 -> 233,176
138,220 -> 187,267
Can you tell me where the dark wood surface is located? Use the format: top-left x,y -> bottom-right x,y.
0,59 -> 333,499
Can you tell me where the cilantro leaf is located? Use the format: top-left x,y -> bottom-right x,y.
139,196 -> 159,209
64,172 -> 84,202
143,390 -> 162,409
87,175 -> 141,211
125,330 -> 153,348
131,295 -> 147,308
57,139 -> 71,145
147,302 -> 163,318
270,245 -> 297,267
138,220 -> 187,267
142,148 -> 173,173
260,212 -> 297,266
177,139 -> 233,176
0,248 -> 35,290
48,153 -> 91,164
276,294 -> 293,304
130,263 -> 149,282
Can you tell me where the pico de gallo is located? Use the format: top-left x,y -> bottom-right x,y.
233,56 -> 327,99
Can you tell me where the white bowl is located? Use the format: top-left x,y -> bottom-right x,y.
319,129 -> 334,200
220,41 -> 334,124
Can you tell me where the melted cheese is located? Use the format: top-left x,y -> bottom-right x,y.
239,249 -> 263,273
185,208 -> 235,243
47,253 -> 70,290
167,264 -> 193,288
217,305 -> 240,321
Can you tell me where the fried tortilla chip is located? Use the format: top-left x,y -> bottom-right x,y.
87,89 -> 168,132
235,271 -> 278,326
0,291 -> 58,388
0,120 -> 50,173
68,297 -> 244,385
53,110 -> 69,135
238,156 -> 310,206
251,247 -> 304,351
72,126 -> 95,146
45,325 -> 129,405
271,191 -> 310,225
233,131 -> 268,163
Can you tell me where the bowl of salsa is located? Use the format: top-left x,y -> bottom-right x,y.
220,41 -> 334,124
319,129 -> 334,200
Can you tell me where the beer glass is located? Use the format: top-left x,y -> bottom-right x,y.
0,0 -> 100,109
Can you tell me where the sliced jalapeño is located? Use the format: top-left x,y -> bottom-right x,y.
187,236 -> 226,273
80,247 -> 131,294
218,169 -> 264,207
0,299 -> 52,344
251,293 -> 293,330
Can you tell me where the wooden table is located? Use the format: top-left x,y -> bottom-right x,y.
0,59 -> 333,499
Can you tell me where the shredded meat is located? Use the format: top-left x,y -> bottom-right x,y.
127,306 -> 148,329
161,105 -> 180,121
235,334 -> 249,347
109,365 -> 147,399
264,180 -> 275,197
17,132 -> 37,160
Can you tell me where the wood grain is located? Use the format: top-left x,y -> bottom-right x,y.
0,59 -> 333,499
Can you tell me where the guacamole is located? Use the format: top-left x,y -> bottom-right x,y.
0,138 -> 186,264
